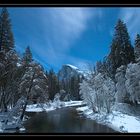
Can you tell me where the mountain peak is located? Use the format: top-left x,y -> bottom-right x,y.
58,64 -> 83,82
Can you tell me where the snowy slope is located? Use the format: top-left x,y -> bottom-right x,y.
76,106 -> 140,133
65,64 -> 79,70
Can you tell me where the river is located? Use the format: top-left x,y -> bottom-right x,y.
23,106 -> 118,133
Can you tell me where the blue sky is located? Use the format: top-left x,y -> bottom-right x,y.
4,7 -> 140,72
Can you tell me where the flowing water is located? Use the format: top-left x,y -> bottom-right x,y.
23,107 -> 118,133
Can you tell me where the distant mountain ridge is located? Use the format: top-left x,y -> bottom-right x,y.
58,64 -> 83,82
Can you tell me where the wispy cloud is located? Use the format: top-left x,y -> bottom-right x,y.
40,8 -> 93,52
34,8 -> 103,70
11,8 -> 103,71
119,8 -> 140,42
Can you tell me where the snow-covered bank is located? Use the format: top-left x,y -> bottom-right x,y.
26,101 -> 84,112
0,116 -> 26,133
64,101 -> 84,107
0,122 -> 3,133
76,106 -> 140,133
0,101 -> 84,132
26,104 -> 55,112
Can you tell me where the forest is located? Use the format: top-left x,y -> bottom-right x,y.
0,7 -> 140,133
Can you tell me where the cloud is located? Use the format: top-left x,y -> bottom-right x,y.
34,8 -> 103,70
11,8 -> 103,71
38,8 -> 102,70
41,8 -> 93,52
119,8 -> 140,42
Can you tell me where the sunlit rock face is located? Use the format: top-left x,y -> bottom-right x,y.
58,64 -> 83,82
58,64 -> 84,100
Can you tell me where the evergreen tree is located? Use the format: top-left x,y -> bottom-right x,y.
134,34 -> 140,61
70,76 -> 75,99
0,8 -> 19,112
108,19 -> 135,79
45,70 -> 49,77
69,75 -> 82,100
0,8 -> 14,52
75,75 -> 82,100
47,69 -> 60,100
96,60 -> 103,73
96,60 -> 109,75
22,46 -> 33,65
102,56 -> 112,78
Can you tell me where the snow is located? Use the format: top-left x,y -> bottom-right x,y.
2,100 -> 140,133
17,63 -> 22,67
64,101 -> 84,107
26,101 -> 84,112
76,105 -> 140,133
64,64 -> 89,78
19,127 -> 26,131
0,116 -> 22,133
65,64 -> 79,70
76,106 -> 89,112
108,111 -> 140,133
26,104 -> 55,112
0,122 -> 3,133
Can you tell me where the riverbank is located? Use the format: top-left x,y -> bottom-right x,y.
24,106 -> 116,133
76,106 -> 140,133
26,100 -> 137,133
2,100 -> 139,133
26,100 -> 84,112
0,100 -> 84,133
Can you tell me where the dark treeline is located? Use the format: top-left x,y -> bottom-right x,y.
0,8 -> 49,113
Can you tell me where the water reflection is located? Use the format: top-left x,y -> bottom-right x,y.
24,107 -> 117,133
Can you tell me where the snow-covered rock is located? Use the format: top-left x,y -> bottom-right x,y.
58,64 -> 84,81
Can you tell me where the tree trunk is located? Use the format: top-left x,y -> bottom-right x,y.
20,71 -> 35,121
3,102 -> 7,112
19,99 -> 28,121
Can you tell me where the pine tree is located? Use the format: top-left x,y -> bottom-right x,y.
69,75 -> 82,100
22,46 -> 33,65
0,8 -> 14,52
96,60 -> 103,73
108,19 -> 135,79
47,69 -> 60,100
75,75 -> 82,100
0,8 -> 19,112
134,34 -> 140,61
70,76 -> 75,99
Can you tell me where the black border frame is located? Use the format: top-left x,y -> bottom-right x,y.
0,1 -> 140,138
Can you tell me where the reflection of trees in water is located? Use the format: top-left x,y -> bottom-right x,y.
24,108 -> 117,133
